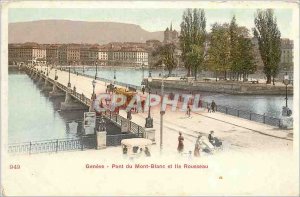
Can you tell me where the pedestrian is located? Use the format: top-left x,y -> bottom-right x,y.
169,92 -> 174,100
194,135 -> 202,157
142,86 -> 145,94
198,99 -> 202,108
211,100 -> 216,112
144,147 -> 151,157
177,132 -> 184,153
141,100 -> 145,113
126,109 -> 132,120
186,105 -> 191,117
115,106 -> 120,115
207,104 -> 211,113
208,131 -> 222,147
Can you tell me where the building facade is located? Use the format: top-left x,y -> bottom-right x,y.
251,38 -> 294,73
80,45 -> 93,65
58,44 -> 81,65
111,47 -> 148,66
8,43 -> 46,65
46,44 -> 60,65
97,47 -> 109,66
280,38 -> 293,72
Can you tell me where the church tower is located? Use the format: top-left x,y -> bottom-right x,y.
163,22 -> 178,44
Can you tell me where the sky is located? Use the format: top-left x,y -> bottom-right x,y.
8,8 -> 294,38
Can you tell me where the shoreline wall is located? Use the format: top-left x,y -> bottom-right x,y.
149,79 -> 293,95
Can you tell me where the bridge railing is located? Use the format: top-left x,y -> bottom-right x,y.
8,136 -> 96,155
201,101 -> 282,127
103,111 -> 145,138
106,133 -> 138,146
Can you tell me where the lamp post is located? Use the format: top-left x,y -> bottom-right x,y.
46,64 -> 49,76
55,69 -> 57,80
68,66 -> 71,88
283,72 -> 289,108
98,114 -> 106,131
142,63 -> 145,80
145,72 -> 153,128
113,69 -> 116,84
160,63 -> 165,153
92,79 -> 96,100
95,61 -> 98,80
281,71 -> 292,129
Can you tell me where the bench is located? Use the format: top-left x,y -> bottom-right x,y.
251,80 -> 259,84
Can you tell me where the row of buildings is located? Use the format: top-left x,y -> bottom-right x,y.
8,40 -> 163,66
8,24 -> 294,72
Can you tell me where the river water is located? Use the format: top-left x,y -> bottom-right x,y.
8,70 -> 86,143
8,70 -> 120,143
76,67 -> 293,118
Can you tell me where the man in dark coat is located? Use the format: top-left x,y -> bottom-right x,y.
211,100 -> 216,112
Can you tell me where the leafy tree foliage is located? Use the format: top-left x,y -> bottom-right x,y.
207,23 -> 231,80
253,9 -> 281,84
207,17 -> 256,81
180,8 -> 206,78
152,43 -> 176,76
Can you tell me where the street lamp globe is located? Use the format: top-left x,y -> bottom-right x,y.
283,73 -> 289,86
148,70 -> 152,80
148,75 -> 152,83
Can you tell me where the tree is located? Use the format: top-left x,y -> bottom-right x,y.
207,23 -> 231,81
253,9 -> 281,84
180,8 -> 206,77
237,37 -> 257,80
229,16 -> 240,80
186,44 -> 206,80
152,43 -> 176,76
229,16 -> 256,81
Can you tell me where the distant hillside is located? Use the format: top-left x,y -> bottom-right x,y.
8,20 -> 164,44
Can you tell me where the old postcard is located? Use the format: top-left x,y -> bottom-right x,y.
0,0 -> 299,196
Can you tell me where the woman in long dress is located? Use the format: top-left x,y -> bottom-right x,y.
194,136 -> 201,157
177,132 -> 184,153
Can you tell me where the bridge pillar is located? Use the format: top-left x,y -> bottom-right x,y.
33,72 -> 39,81
42,78 -> 53,92
30,71 -> 34,78
60,89 -> 89,111
37,74 -> 44,86
49,81 -> 65,97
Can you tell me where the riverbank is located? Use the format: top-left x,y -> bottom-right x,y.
149,78 -> 293,95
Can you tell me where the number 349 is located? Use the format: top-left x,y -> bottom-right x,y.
9,164 -> 20,169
